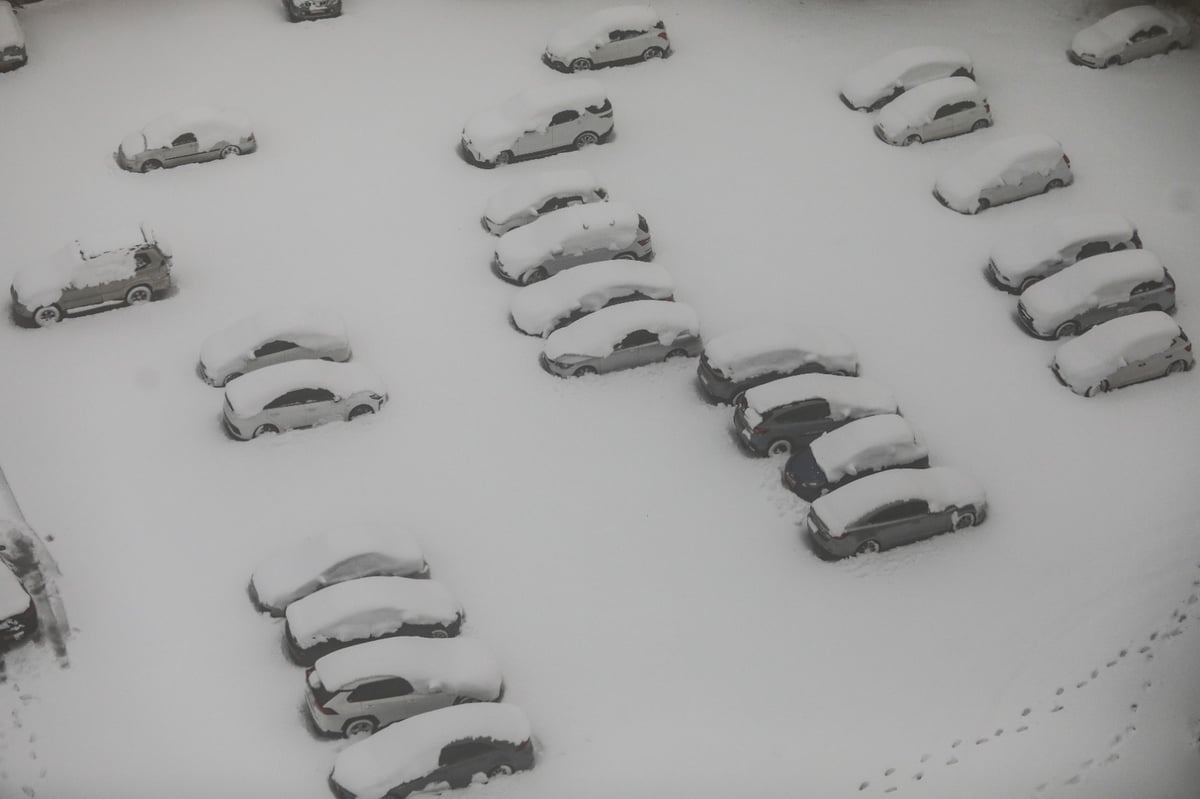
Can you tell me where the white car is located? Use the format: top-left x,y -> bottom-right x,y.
482,169 -> 609,236
1069,5 -> 1191,68
198,305 -> 351,387
873,76 -> 991,146
249,525 -> 428,616
284,576 -> 464,665
1051,311 -> 1192,397
493,202 -> 653,285
986,213 -> 1141,293
839,46 -> 974,111
543,5 -> 671,72
221,360 -> 387,441
697,325 -> 859,404
541,300 -> 701,377
461,80 -> 613,168
933,134 -> 1073,214
509,260 -> 674,336
306,637 -> 504,738
0,1 -> 26,74
115,107 -> 256,173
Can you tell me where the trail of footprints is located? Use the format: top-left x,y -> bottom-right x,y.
856,562 -> 1200,794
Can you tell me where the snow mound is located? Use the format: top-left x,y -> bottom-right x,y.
989,213 -> 1138,287
934,133 -> 1066,209
543,300 -> 698,360
483,168 -> 605,230
811,467 -> 986,538
1053,311 -> 1185,391
840,46 -> 972,108
546,5 -> 663,60
495,201 -> 641,281
463,80 -> 608,161
742,374 -> 896,419
811,414 -> 927,484
223,360 -> 385,418
1019,249 -> 1164,324
510,260 -> 673,336
199,305 -> 349,378
702,325 -> 858,383
314,636 -> 503,699
285,577 -> 462,649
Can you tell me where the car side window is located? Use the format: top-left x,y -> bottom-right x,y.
1130,280 -> 1162,295
1076,240 -> 1110,260
933,104 -> 955,120
1147,25 -> 1167,37
777,399 -> 832,424
133,251 -> 152,270
616,329 -> 659,350
586,99 -> 612,115
347,677 -> 414,703
171,132 -> 197,147
864,499 -> 929,525
539,196 -> 579,215
438,739 -> 494,767
264,387 -> 335,409
253,340 -> 300,359
549,110 -> 580,126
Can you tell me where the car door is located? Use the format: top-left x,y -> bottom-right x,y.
846,502 -> 913,550
774,399 -> 833,446
548,109 -> 582,149
926,102 -> 958,140
164,131 -> 200,166
345,677 -> 442,728
250,339 -> 302,371
609,328 -> 659,371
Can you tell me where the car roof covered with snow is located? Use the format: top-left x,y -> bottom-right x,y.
314,636 -> 503,698
810,467 -> 985,537
510,260 -> 673,336
990,213 -> 1137,283
11,242 -> 139,308
495,201 -> 641,279
463,80 -> 609,159
934,134 -> 1065,207
810,414 -> 927,483
743,374 -> 896,419
1019,250 -> 1165,322
332,703 -> 531,799
0,560 -> 31,620
1078,5 -> 1186,48
1053,311 -> 1185,389
285,577 -> 462,649
138,107 -> 253,151
0,2 -> 25,48
484,169 -> 605,225
877,76 -> 982,132
703,325 -> 858,382
840,46 -> 972,107
200,305 -> 349,373
543,299 -> 698,360
223,360 -> 385,418
546,5 -> 663,58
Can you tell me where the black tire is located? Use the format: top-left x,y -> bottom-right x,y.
252,424 -> 279,438
642,46 -> 664,61
342,717 -> 378,738
954,511 -> 976,530
1167,360 -> 1188,374
905,135 -> 921,146
613,252 -> 638,261
1054,321 -> 1078,339
1106,56 -> 1121,67
488,765 -> 514,779
125,284 -> 153,305
1112,242 -> 1126,251
569,57 -> 593,72
971,119 -> 989,132
856,540 -> 880,555
524,267 -> 549,285
1166,41 -> 1181,54
574,365 -> 598,377
975,198 -> 991,213
767,439 -> 790,456
1019,277 -> 1041,293
33,305 -> 62,327
141,160 -> 163,173
573,131 -> 600,149
1142,304 -> 1161,313
430,629 -> 449,639
219,145 -> 242,159
666,349 -> 688,360
1044,178 -> 1064,194
349,405 -> 375,420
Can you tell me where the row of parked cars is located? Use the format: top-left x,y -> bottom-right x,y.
247,525 -> 534,798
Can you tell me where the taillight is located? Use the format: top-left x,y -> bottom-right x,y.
638,238 -> 650,247
657,31 -> 669,40
1062,153 -> 1071,166
248,133 -> 256,142
753,426 -> 767,434
518,739 -> 532,751
984,102 -> 991,112
663,294 -> 675,301
1186,344 -> 1193,352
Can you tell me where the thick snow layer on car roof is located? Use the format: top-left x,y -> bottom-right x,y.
314,636 -> 503,698
223,360 -> 385,418
543,300 -> 698,360
811,467 -> 986,538
495,201 -> 641,279
484,169 -> 604,225
139,107 -> 252,151
332,704 -> 531,799
840,46 -> 971,107
990,213 -> 1137,284
250,525 -> 426,613
934,134 -> 1065,208
285,576 -> 461,649
463,80 -> 608,160
510,261 -> 673,336
811,414 -> 925,483
1096,5 -> 1176,39
1053,311 -> 1184,390
703,325 -> 858,382
877,76 -> 981,133
1019,250 -> 1164,322
743,374 -> 896,419
0,2 -> 24,48
10,243 -> 141,308
199,305 -> 349,373
0,560 -> 30,620
546,5 -> 663,58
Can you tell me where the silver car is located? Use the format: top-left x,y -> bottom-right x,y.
543,5 -> 671,72
116,108 -> 257,173
0,1 -> 26,74
1051,311 -> 1192,397
221,360 -> 387,440
199,305 -> 351,387
540,300 -> 701,377
482,169 -> 608,236
509,260 -> 674,337
986,213 -> 1141,294
839,46 -> 974,111
873,76 -> 991,146
933,134 -> 1072,214
1069,5 -> 1191,68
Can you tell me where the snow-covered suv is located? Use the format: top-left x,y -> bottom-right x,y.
543,5 -> 671,72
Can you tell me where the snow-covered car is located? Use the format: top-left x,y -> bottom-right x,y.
283,0 -> 341,22
493,202 -> 652,286
873,76 -> 991,146
543,5 -> 671,72
540,300 -> 700,377
306,637 -> 504,738
697,325 -> 859,404
482,169 -> 609,236
285,576 -> 464,665
221,360 -> 387,441
329,703 -> 534,799
0,1 -> 26,73
1051,311 -> 1192,397
10,231 -> 172,327
733,374 -> 897,457
249,525 -> 429,617
460,81 -> 613,168
1068,5 -> 1191,68
839,46 -> 973,111
510,260 -> 674,336
805,467 -> 987,559
933,134 -> 1072,214
986,213 -> 1142,294
1015,250 -> 1175,340
782,414 -> 929,502
198,305 -> 351,387
0,559 -> 36,651
115,108 -> 256,173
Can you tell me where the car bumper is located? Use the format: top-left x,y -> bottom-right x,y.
491,258 -> 524,286
781,470 -> 820,502
932,188 -> 972,214
541,52 -> 570,72
538,352 -> 570,378
222,413 -> 250,441
1066,49 -> 1099,67
873,124 -> 897,145
983,262 -> 1019,293
808,530 -> 856,560
837,92 -> 863,111
1014,310 -> 1054,340
732,424 -> 766,456
459,140 -> 497,169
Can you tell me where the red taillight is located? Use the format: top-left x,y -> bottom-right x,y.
248,133 -> 256,142
1062,153 -> 1070,166
1186,344 -> 1193,352
657,31 -> 669,40
663,294 -> 674,301
517,739 -> 532,751
753,426 -> 767,434
638,238 -> 650,246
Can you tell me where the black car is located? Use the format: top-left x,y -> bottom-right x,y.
782,414 -> 929,501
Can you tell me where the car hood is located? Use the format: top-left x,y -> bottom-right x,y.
120,132 -> 146,158
462,107 -> 526,160
1070,27 -> 1120,58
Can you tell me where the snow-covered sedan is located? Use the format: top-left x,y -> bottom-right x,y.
782,414 -> 929,502
329,704 -> 534,799
986,213 -> 1141,294
543,5 -> 670,72
284,576 -> 464,665
540,300 -> 700,377
460,80 -> 613,168
805,467 -> 987,559
116,108 -> 256,173
697,325 -> 859,404
839,46 -> 973,111
1051,311 -> 1192,397
306,637 -> 504,738
221,360 -> 387,440
873,76 -> 991,146
0,1 -> 26,74
249,525 -> 428,616
493,202 -> 652,285
1016,250 -> 1175,340
933,134 -> 1072,214
482,169 -> 609,236
0,559 -> 36,651
509,260 -> 674,336
199,305 -> 351,387
1068,4 -> 1191,68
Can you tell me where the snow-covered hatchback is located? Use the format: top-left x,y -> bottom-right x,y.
541,299 -> 700,377
221,360 -> 387,440
0,1 -> 26,74
510,260 -> 674,336
0,559 -> 36,651
873,76 -> 991,146
933,134 -> 1072,214
782,414 -> 929,502
198,305 -> 352,387
482,169 -> 609,236
839,46 -> 974,111
1051,311 -> 1192,397
116,107 -> 256,173
1068,4 -> 1191,68
697,325 -> 859,404
986,213 -> 1141,294
543,5 -> 671,72
306,637 -> 504,738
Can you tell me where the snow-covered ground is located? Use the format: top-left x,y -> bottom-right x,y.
1,0 -> 1198,797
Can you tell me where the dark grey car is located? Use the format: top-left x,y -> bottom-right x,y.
283,0 -> 341,21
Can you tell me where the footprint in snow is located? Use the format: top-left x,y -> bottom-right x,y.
920,753 -> 930,763
1056,687 -> 1065,696
1091,669 -> 1099,679
1138,646 -> 1150,654
1106,753 -> 1119,763
1022,707 -> 1032,716
884,788 -> 897,794
884,767 -> 895,776
1076,681 -> 1088,689
946,756 -> 958,766
1051,704 -> 1064,713
1106,660 -> 1117,668
975,738 -> 989,745
952,739 -> 962,748
858,781 -> 869,791
913,772 -> 923,781
1065,774 -> 1081,785
995,728 -> 1004,737
1017,725 -> 1029,733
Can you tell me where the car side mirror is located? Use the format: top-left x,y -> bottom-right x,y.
551,246 -> 564,256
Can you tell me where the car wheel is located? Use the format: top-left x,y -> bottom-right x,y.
905,134 -> 921,146
451,695 -> 482,705
666,349 -> 688,360
1019,277 -> 1040,293
222,372 -> 243,386
524,267 -> 549,285
767,439 -> 790,456
1106,56 -> 1121,67
975,198 -> 990,213
971,119 -> 990,131
430,629 -> 449,639
125,284 -> 153,305
642,46 -> 664,60
140,159 -> 163,173
1166,41 -> 1181,53
349,405 -> 375,420
1167,360 -> 1188,374
1054,321 -> 1078,339
1043,178 -> 1064,194
614,252 -> 638,260
494,150 -> 513,166
488,765 -> 514,779
573,131 -> 600,149
574,365 -> 598,377
219,145 -> 242,159
33,305 -> 63,326
252,424 -> 279,438
569,57 -> 593,72
855,540 -> 880,556
954,511 -> 976,530
342,717 -> 378,738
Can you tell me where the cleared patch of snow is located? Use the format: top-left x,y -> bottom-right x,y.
542,299 -> 698,360
546,5 -> 664,60
510,260 -> 673,336
285,577 -> 462,649
1052,311 -> 1185,392
810,414 -> 927,483
313,636 -> 502,699
809,466 -> 986,538
702,325 -> 858,383
223,360 -> 385,418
